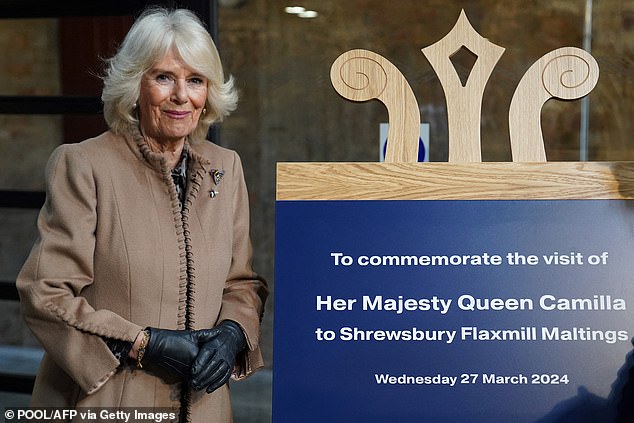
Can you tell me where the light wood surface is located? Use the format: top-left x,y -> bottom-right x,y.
330,49 -> 420,163
509,47 -> 600,162
277,161 -> 634,200
421,9 -> 505,163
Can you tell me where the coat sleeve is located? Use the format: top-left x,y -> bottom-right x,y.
16,144 -> 143,395
217,151 -> 268,380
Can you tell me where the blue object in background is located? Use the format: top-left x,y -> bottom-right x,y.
383,137 -> 427,162
379,123 -> 429,162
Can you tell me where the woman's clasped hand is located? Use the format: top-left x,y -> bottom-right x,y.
140,321 -> 246,393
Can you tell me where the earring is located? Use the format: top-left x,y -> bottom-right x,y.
202,107 -> 207,115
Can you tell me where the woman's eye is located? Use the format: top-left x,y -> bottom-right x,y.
156,74 -> 172,83
189,77 -> 205,85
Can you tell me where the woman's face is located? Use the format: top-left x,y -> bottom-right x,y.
138,48 -> 208,145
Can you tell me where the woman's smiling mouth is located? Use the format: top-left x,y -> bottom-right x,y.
163,109 -> 191,118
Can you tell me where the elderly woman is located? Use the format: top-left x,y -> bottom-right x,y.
16,7 -> 267,422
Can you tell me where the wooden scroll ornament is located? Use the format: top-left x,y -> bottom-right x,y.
330,49 -> 421,163
330,10 -> 599,163
509,47 -> 599,162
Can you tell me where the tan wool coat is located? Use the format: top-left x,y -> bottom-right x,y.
16,130 -> 268,422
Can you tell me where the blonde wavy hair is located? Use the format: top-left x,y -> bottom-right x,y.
101,7 -> 238,141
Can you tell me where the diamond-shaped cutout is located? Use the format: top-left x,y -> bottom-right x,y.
449,46 -> 478,87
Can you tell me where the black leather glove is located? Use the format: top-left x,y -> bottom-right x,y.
190,320 -> 246,393
141,328 -> 199,382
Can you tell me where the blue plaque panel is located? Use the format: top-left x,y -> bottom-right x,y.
273,200 -> 634,422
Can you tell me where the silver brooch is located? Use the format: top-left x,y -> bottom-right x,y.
211,169 -> 224,185
209,169 -> 224,198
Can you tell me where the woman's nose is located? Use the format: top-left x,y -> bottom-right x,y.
171,80 -> 188,104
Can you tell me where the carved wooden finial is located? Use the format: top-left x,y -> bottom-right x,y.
330,49 -> 421,163
509,47 -> 600,162
421,9 -> 505,163
330,11 -> 599,164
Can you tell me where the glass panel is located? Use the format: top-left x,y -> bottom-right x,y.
218,0 -> 634,162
